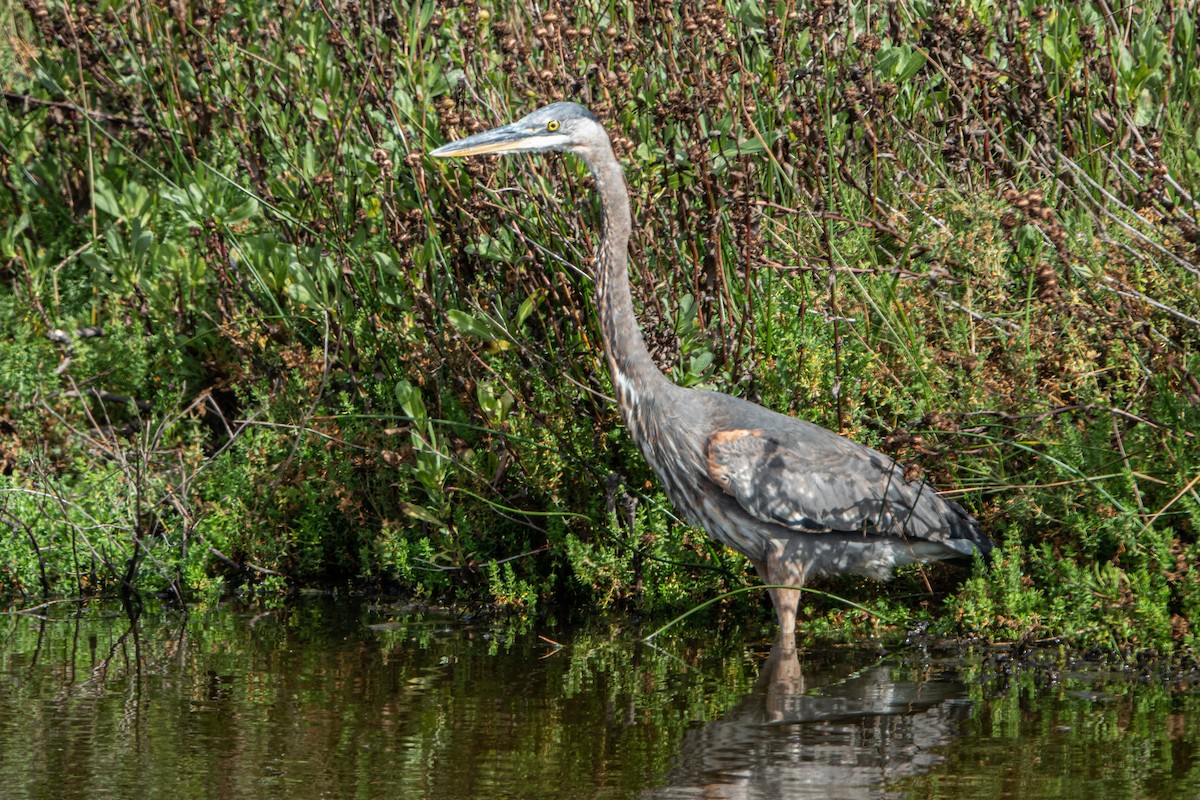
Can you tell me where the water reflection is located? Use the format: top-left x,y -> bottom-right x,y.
2,601 -> 1200,800
645,642 -> 971,799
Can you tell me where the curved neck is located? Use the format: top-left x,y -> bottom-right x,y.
577,144 -> 668,408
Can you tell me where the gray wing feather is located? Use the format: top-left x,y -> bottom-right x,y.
704,426 -> 982,546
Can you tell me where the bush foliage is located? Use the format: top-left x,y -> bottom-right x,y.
2,0 -> 1198,650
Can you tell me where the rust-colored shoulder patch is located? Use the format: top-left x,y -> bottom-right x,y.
705,428 -> 764,491
707,428 -> 763,449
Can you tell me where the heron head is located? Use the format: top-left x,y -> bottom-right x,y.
429,102 -> 605,159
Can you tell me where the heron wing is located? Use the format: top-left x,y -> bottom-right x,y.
703,427 -> 958,540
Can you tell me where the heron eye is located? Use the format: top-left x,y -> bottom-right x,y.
547,120 -> 560,132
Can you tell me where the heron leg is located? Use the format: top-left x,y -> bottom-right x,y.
754,558 -> 801,652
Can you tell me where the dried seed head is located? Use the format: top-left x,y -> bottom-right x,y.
1035,262 -> 1059,300
857,33 -> 881,52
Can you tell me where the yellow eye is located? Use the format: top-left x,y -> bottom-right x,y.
547,120 -> 560,132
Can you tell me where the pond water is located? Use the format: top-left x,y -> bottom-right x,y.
1,599 -> 1198,799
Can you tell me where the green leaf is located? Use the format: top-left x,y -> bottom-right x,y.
123,181 -> 151,222
689,351 -> 715,374
1176,11 -> 1195,52
1,213 -> 30,259
224,197 -> 259,225
1042,35 -> 1059,66
515,291 -> 544,327
720,137 -> 768,159
876,45 -> 900,76
896,49 -> 926,81
401,502 -> 445,526
464,233 -> 512,261
1133,89 -> 1157,127
394,379 -> 427,420
447,308 -> 503,341
132,228 -> 155,260
93,177 -> 121,218
286,281 -> 319,307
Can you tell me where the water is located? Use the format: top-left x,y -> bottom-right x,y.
1,600 -> 1198,799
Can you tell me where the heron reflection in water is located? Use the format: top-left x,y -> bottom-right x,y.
643,641 -> 971,799
430,103 -> 992,648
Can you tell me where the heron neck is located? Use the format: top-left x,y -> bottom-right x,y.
585,149 -> 669,406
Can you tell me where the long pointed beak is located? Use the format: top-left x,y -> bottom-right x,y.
429,124 -> 542,158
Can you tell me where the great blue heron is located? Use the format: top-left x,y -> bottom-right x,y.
430,102 -> 991,648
